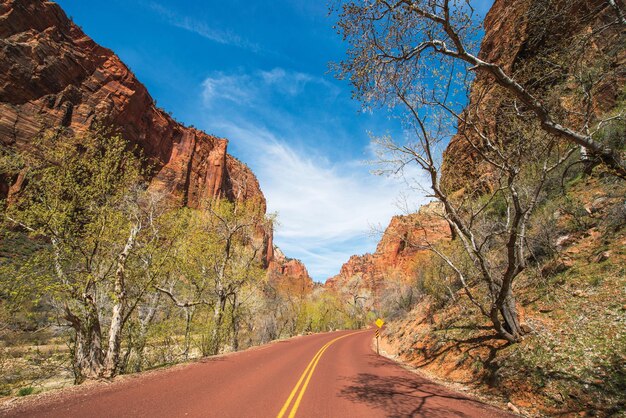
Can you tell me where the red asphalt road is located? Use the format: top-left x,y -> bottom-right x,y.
2,330 -> 513,418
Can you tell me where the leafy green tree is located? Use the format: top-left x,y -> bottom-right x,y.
1,128 -> 163,380
157,199 -> 269,355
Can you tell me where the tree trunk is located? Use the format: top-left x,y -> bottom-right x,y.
103,223 -> 139,377
102,303 -> 124,377
131,292 -> 161,372
183,308 -> 194,359
500,293 -> 522,337
70,304 -> 104,382
490,292 -> 523,343
119,330 -> 133,374
210,294 -> 227,355
231,294 -> 239,351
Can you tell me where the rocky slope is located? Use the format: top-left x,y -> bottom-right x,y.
325,202 -> 451,293
0,0 -> 261,209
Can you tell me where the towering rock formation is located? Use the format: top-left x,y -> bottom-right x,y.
267,247 -> 314,296
0,0 -> 320,276
0,0 -> 313,278
0,0 -> 262,209
325,202 -> 451,293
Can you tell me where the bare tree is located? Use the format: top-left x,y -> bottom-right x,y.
373,95 -> 577,341
338,275 -> 373,328
334,0 -> 626,177
331,0 -> 624,342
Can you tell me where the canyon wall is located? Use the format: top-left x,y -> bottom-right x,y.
325,202 -> 450,293
268,247 -> 314,296
0,0 -> 263,209
328,0 -> 625,291
441,0 -> 625,192
0,0 -> 308,276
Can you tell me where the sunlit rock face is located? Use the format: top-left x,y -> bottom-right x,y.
0,0 -> 276,263
325,202 -> 451,294
267,246 -> 314,296
0,0 -> 264,209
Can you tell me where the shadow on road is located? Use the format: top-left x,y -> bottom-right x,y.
339,355 -> 498,418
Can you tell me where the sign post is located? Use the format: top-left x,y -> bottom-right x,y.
374,318 -> 384,355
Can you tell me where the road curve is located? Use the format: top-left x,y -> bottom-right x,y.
2,330 -> 512,417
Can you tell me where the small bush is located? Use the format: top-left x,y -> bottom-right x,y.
560,196 -> 594,232
593,113 -> 625,153
18,386 -> 34,396
588,275 -> 603,287
527,205 -> 560,262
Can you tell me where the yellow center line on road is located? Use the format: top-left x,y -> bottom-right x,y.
276,330 -> 367,418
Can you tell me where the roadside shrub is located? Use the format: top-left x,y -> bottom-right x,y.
379,280 -> 418,320
605,200 -> 626,232
17,386 -> 34,396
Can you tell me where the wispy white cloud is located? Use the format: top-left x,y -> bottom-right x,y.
149,2 -> 262,53
259,68 -> 324,96
202,73 -> 254,105
197,68 -> 430,281
211,121 -> 428,280
202,68 -> 335,106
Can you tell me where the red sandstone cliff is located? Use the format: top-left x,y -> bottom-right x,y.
0,0 -> 282,264
325,202 -> 451,293
441,0 -> 625,192
268,247 -> 314,296
0,0 -> 263,209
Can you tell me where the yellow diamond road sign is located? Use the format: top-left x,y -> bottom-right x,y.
375,318 -> 384,328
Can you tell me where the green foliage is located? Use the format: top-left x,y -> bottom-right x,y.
1,127 -> 156,381
17,386 -> 34,396
0,231 -> 46,261
483,193 -> 508,219
593,89 -> 626,153
595,117 -> 625,153
1,127 -> 370,394
10,127 -> 144,234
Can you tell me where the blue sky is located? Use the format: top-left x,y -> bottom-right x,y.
56,0 -> 493,282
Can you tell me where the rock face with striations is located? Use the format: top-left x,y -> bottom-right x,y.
440,0 -> 625,193
0,0 -> 262,209
325,202 -> 451,293
0,0 -> 279,263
